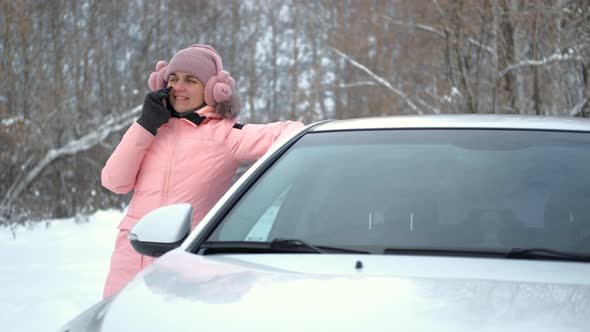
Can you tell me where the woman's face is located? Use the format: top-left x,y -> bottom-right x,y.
167,72 -> 205,113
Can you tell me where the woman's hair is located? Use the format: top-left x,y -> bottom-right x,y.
215,93 -> 241,119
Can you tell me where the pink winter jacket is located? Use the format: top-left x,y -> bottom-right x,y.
102,106 -> 305,230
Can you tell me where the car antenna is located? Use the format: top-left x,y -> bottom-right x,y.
355,260 -> 363,270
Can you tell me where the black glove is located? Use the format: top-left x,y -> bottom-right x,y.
136,87 -> 172,136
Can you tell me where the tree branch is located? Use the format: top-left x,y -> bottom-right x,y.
329,46 -> 425,114
568,98 -> 588,117
0,105 -> 141,220
499,52 -> 584,78
416,97 -> 441,114
1,116 -> 27,127
380,15 -> 493,54
380,15 -> 445,37
332,81 -> 379,89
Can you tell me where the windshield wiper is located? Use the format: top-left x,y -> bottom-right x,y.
383,248 -> 505,257
272,238 -> 371,254
200,239 -> 369,255
271,238 -> 324,253
200,240 -> 319,254
382,247 -> 590,262
505,248 -> 590,262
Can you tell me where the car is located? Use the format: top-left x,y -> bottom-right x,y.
60,114 -> 590,331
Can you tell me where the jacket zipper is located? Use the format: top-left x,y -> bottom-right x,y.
161,120 -> 177,206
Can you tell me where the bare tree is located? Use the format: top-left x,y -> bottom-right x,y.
2,0 -> 590,227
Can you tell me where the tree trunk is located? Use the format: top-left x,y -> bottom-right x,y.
496,0 -> 518,114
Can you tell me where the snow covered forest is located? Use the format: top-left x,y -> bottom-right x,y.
1,0 -> 589,227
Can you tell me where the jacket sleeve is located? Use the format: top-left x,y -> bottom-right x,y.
101,122 -> 155,194
225,120 -> 305,162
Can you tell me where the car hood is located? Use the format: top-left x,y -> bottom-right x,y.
64,249 -> 590,331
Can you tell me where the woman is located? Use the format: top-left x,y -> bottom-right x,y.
101,44 -> 304,298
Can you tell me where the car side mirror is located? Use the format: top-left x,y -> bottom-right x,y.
128,203 -> 193,257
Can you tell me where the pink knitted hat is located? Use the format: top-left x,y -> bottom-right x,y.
147,44 -> 235,106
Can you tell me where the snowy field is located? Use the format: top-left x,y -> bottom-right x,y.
0,209 -> 122,332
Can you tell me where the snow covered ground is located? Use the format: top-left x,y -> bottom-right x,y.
0,209 -> 123,332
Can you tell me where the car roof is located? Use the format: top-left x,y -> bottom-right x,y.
311,114 -> 590,132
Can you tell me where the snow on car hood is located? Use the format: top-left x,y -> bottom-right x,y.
80,249 -> 590,331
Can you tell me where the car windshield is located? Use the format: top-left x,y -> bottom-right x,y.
207,129 -> 590,255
